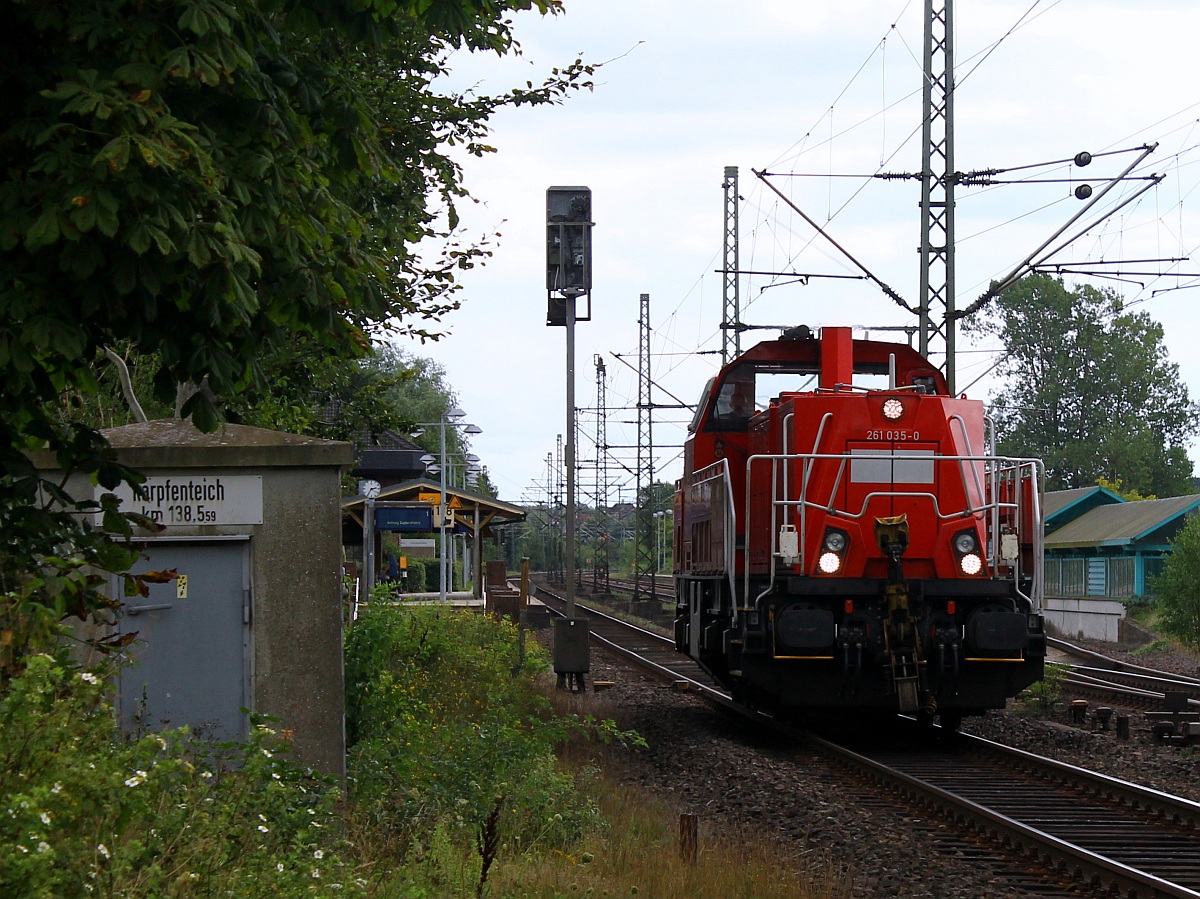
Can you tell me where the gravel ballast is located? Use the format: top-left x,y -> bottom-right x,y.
564,638 -> 1200,898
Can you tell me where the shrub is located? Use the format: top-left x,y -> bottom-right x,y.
408,557 -> 425,593
344,606 -> 635,870
1151,514 -> 1200,648
1013,662 -> 1066,715
0,654 -> 357,897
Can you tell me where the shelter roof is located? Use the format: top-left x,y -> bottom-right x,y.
342,478 -> 525,535
1043,486 -> 1124,531
1045,493 -> 1200,549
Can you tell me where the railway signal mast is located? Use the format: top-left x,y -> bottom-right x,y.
546,185 -> 593,689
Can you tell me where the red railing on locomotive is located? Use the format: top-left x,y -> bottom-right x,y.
784,497 -> 991,582
768,390 -> 991,581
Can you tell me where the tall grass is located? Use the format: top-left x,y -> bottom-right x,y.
501,687 -> 848,899
346,606 -> 845,898
484,768 -> 849,899
0,605 -> 844,897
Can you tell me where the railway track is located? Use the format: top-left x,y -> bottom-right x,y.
557,575 -> 1200,721
1048,638 -> 1200,736
533,583 -> 1200,899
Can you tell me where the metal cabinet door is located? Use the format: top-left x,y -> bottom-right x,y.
117,539 -> 250,742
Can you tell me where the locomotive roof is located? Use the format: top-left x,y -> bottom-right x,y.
690,328 -> 951,434
724,330 -> 949,394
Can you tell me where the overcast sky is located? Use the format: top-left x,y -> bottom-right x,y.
390,0 -> 1200,505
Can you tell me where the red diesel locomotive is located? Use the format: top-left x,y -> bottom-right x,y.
673,325 -> 1046,730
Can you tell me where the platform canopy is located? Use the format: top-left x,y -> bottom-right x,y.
342,478 -> 525,539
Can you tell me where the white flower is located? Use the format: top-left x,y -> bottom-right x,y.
97,843 -> 110,859
80,672 -> 100,684
37,841 -> 50,853
51,783 -> 63,795
39,811 -> 51,825
200,770 -> 214,780
277,863 -> 285,873
311,869 -> 321,879
313,849 -> 324,859
258,825 -> 269,833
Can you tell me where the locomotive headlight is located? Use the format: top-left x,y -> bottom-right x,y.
818,528 -> 849,575
823,530 -> 848,552
953,531 -> 977,554
952,528 -> 984,575
818,551 -> 843,574
881,398 -> 904,420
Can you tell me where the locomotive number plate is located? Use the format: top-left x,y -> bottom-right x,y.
865,429 -> 920,441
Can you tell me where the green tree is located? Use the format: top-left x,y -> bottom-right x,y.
228,337 -> 413,443
1150,512 -> 1200,648
1,0 -> 590,661
373,345 -> 496,491
971,275 -> 1197,496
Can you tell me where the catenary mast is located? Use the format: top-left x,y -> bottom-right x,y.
917,0 -> 957,392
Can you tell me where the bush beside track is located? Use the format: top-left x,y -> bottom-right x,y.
1,601 -> 843,897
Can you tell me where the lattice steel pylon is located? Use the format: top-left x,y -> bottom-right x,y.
722,166 -> 741,364
918,0 -> 958,393
554,440 -> 565,582
592,354 -> 611,593
633,293 -> 656,603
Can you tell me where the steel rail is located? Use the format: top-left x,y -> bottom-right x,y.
533,583 -> 1200,897
804,729 -> 1200,899
1050,636 -> 1200,687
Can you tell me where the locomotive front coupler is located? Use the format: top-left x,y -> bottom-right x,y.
874,515 -> 935,714
874,514 -> 909,584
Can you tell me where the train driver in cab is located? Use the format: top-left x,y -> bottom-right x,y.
716,375 -> 756,425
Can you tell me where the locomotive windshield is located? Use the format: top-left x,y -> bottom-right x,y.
695,350 -> 945,434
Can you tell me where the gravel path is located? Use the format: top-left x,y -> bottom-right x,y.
564,639 -> 1200,898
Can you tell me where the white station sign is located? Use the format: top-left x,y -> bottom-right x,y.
100,474 -> 264,527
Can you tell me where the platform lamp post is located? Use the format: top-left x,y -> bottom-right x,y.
414,408 -> 481,603
546,185 -> 593,691
431,450 -> 483,590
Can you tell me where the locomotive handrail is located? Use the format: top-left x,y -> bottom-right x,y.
797,412 -> 834,578
743,449 -> 1044,610
948,413 -> 988,520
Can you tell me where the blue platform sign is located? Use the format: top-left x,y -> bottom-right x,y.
375,506 -> 434,533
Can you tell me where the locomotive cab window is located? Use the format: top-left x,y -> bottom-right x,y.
706,364 -> 762,431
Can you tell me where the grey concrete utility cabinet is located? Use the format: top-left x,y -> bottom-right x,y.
36,420 -> 353,777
